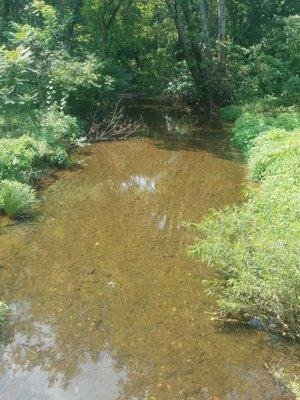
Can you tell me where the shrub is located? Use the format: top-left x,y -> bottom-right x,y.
248,129 -> 300,181
0,110 -> 40,140
0,302 -> 8,325
232,110 -> 300,152
219,105 -> 243,121
189,126 -> 300,337
164,61 -> 198,103
38,108 -> 80,166
0,135 -> 50,182
40,108 -> 80,147
0,180 -> 37,217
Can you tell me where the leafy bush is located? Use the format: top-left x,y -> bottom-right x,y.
0,302 -> 8,325
164,61 -> 198,103
0,110 -> 40,140
232,109 -> 300,152
219,105 -> 243,121
0,45 -> 36,111
248,129 -> 300,181
49,53 -> 100,114
0,180 -> 37,217
0,109 -> 81,182
0,135 -> 50,182
189,125 -> 300,337
38,108 -> 81,166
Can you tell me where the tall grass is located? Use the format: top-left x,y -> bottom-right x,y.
232,110 -> 300,152
0,180 -> 37,218
189,106 -> 300,337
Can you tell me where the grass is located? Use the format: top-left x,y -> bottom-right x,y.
0,180 -> 37,218
248,129 -> 299,181
189,103 -> 300,338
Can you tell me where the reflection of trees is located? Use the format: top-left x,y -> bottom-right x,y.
1,262 -> 107,389
0,135 -> 291,400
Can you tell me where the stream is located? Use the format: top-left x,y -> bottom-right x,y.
0,106 -> 298,400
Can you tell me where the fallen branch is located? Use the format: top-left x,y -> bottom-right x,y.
87,101 -> 145,142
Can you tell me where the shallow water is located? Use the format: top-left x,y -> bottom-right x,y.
0,107 -> 298,400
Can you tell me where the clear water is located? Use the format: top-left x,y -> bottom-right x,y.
0,106 -> 298,400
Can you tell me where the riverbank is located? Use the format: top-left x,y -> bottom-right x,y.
189,100 -> 300,339
0,108 -> 82,218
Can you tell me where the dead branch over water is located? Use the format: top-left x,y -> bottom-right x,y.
87,101 -> 145,142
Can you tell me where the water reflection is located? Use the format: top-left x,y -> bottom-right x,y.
157,214 -> 167,230
0,349 -> 127,400
126,104 -> 242,162
121,175 -> 157,193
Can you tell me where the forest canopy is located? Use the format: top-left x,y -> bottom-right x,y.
0,0 -> 299,113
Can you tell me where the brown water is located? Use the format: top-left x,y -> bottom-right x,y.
0,107 -> 298,400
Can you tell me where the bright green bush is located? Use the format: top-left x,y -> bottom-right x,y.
40,108 -> 80,147
232,110 -> 300,152
38,108 -> 80,166
0,110 -> 40,140
248,129 -> 300,181
0,135 -> 50,182
0,180 -> 37,217
189,126 -> 300,337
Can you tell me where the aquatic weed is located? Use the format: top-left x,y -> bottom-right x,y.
0,302 -> 9,325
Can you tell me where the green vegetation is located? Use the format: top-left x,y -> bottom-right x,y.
0,302 -> 8,325
0,180 -> 36,218
232,108 -> 300,152
189,108 -> 300,337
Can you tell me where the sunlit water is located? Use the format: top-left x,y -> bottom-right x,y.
0,106 -> 299,399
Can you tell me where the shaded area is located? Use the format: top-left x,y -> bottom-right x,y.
0,109 -> 298,400
126,104 -> 242,162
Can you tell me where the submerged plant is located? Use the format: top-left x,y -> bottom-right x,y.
0,302 -> 9,325
0,180 -> 37,218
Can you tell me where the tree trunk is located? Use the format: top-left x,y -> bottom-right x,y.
165,0 -> 201,83
182,0 -> 203,75
198,0 -> 210,57
218,0 -> 226,41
